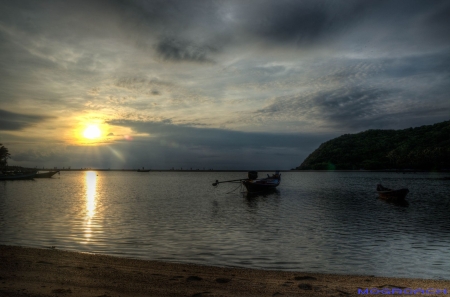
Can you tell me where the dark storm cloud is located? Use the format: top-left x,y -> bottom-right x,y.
104,119 -> 334,169
155,37 -> 216,63
107,119 -> 331,150
252,46 -> 450,131
2,0 -> 450,57
162,1 -> 448,44
115,0 -> 222,29
109,0 -> 228,60
235,0 -> 369,44
115,0 -> 377,49
256,87 -> 394,126
317,88 -> 390,116
0,109 -> 54,131
255,83 -> 448,131
379,51 -> 450,79
419,1 -> 450,42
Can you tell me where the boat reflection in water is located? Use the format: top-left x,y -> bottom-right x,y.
243,188 -> 281,210
378,196 -> 409,207
244,188 -> 280,198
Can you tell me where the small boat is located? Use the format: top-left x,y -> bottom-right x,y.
242,171 -> 281,193
137,167 -> 150,172
34,171 -> 60,178
376,184 -> 409,202
0,171 -> 37,180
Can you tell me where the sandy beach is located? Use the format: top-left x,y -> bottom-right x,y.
1,245 -> 448,297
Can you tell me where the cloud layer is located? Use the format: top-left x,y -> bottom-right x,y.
0,109 -> 54,131
1,0 -> 449,168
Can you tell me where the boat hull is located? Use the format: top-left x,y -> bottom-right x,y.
376,184 -> 409,202
0,172 -> 37,180
242,179 -> 280,193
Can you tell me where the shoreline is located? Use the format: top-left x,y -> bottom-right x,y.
1,245 -> 449,296
7,168 -> 450,173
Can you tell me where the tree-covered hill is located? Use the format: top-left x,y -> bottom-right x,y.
297,120 -> 450,170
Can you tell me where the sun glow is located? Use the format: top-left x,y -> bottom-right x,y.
83,125 -> 101,139
71,119 -> 133,145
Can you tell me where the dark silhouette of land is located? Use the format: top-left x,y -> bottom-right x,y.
298,120 -> 450,171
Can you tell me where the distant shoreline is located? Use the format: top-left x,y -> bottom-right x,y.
22,168 -> 450,173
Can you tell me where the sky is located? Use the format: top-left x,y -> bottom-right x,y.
0,0 -> 449,170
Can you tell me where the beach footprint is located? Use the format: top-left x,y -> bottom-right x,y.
281,281 -> 294,287
215,278 -> 231,283
191,292 -> 214,297
298,283 -> 313,290
187,276 -> 203,282
294,276 -> 317,281
51,288 -> 72,294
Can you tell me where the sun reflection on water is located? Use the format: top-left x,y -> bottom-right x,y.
84,171 -> 97,242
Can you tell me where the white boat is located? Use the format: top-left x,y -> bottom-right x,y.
35,171 -> 60,178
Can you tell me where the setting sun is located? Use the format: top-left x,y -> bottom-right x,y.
83,125 -> 101,139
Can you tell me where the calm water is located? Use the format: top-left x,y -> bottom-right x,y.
1,171 -> 449,279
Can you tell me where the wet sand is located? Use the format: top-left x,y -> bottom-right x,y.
1,245 -> 448,297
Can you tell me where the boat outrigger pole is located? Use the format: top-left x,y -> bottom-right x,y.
212,179 -> 246,186
212,171 -> 260,186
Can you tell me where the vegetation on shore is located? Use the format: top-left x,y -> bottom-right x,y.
297,120 -> 450,171
0,143 -> 10,168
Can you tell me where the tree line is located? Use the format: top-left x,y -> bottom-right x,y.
0,143 -> 10,169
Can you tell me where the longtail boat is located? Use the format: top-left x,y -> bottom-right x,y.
242,171 -> 281,192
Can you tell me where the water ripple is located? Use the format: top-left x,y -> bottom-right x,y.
1,171 -> 450,279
